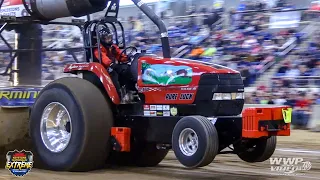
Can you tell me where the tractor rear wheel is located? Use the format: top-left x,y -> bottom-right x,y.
29,77 -> 114,171
172,116 -> 219,168
235,136 -> 277,163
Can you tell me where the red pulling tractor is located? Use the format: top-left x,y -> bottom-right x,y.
28,0 -> 291,171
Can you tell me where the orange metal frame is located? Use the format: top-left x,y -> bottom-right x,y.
242,106 -> 291,138
111,127 -> 131,152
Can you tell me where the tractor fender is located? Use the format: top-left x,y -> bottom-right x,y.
64,62 -> 121,104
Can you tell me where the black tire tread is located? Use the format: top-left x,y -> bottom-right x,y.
256,136 -> 277,162
238,136 -> 277,163
192,116 -> 219,167
108,143 -> 168,167
134,144 -> 169,167
31,77 -> 113,171
172,116 -> 219,168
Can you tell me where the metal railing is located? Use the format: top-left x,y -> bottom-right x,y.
272,76 -> 320,88
257,17 -> 316,75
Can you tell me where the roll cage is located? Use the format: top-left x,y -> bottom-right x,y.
83,0 -> 172,64
83,0 -> 126,64
0,0 -> 171,79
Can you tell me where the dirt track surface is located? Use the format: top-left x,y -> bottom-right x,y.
0,130 -> 319,180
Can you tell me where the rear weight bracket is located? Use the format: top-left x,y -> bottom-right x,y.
110,136 -> 122,151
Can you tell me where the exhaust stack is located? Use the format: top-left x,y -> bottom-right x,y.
1,0 -> 108,20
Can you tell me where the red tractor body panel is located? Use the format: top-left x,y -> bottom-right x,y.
310,1 -> 320,11
64,62 -> 121,104
63,56 -> 240,105
137,56 -> 239,104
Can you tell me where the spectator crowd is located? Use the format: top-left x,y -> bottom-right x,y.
244,29 -> 320,130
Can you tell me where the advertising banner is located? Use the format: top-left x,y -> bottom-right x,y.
269,11 -> 301,29
0,0 -> 30,17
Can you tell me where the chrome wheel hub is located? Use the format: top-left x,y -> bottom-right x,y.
40,102 -> 72,153
178,128 -> 199,156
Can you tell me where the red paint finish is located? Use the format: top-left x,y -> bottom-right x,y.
2,0 -> 23,6
137,56 -> 239,104
63,56 -> 239,105
310,1 -> 320,11
242,107 -> 291,138
64,62 -> 120,104
111,127 -> 131,152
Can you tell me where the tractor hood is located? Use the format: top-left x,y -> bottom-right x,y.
171,58 -> 239,74
140,56 -> 239,75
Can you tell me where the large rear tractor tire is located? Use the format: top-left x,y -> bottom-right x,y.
172,116 -> 219,168
235,136 -> 277,163
29,77 -> 114,171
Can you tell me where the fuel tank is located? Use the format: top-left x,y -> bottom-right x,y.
1,0 -> 108,20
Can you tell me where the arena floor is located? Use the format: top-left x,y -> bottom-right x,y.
0,130 -> 319,180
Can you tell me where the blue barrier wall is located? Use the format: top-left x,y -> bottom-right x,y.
0,87 -> 42,107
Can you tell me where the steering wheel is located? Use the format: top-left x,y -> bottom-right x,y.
119,46 -> 138,63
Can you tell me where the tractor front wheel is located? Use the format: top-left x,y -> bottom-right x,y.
172,116 -> 219,168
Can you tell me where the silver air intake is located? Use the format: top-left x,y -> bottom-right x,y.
25,0 -> 108,20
